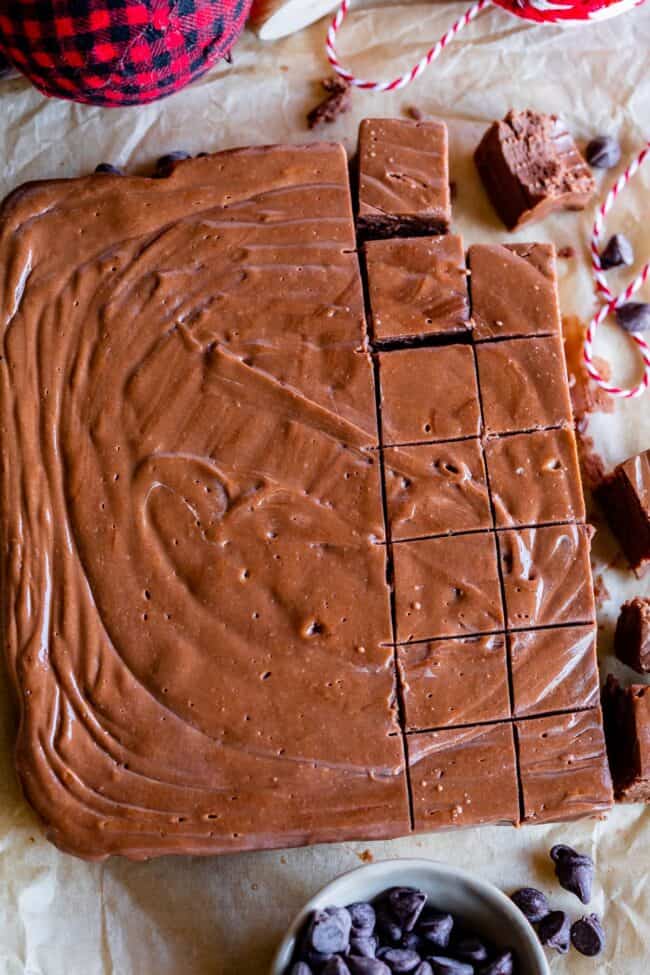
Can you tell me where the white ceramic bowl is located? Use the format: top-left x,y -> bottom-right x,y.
270,858 -> 550,975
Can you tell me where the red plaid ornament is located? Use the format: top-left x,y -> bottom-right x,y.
0,0 -> 252,106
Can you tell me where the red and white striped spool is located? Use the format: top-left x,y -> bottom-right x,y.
584,142 -> 650,398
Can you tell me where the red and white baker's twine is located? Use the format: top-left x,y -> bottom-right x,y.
584,141 -> 650,398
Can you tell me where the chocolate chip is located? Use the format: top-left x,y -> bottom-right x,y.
307,907 -> 352,954
570,914 -> 606,956
376,907 -> 403,945
401,932 -> 423,952
510,887 -> 550,923
537,910 -> 571,954
418,912 -> 454,948
615,302 -> 650,333
348,903 -> 377,936
600,233 -> 634,269
586,135 -> 621,169
550,844 -> 594,904
154,151 -> 192,177
414,964 -> 434,975
385,888 -> 427,932
453,937 -> 488,963
95,163 -> 124,176
350,936 -> 378,958
348,958 -> 391,975
427,957 -> 474,975
479,950 -> 514,975
377,947 -> 422,972
291,963 -> 313,975
323,958 -> 352,975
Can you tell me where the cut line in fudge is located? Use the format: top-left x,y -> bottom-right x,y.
0,144 -> 414,860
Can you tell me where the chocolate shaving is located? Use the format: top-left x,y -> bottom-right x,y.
307,77 -> 351,129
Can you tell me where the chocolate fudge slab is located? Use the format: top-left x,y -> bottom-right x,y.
357,117 -> 451,238
602,676 -> 650,802
400,635 -> 510,731
364,234 -> 470,342
499,524 -> 596,630
510,625 -> 599,718
474,110 -> 595,230
476,335 -> 573,436
393,532 -> 504,642
517,710 -> 614,824
596,448 -> 650,577
383,439 -> 491,540
485,428 -> 585,528
378,346 -> 481,445
0,144 -> 414,860
615,597 -> 650,674
468,243 -> 561,341
410,723 -> 520,830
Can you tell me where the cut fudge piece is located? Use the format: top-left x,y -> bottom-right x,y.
517,710 -> 613,823
357,117 -> 451,238
474,109 -> 595,230
595,448 -> 650,577
468,243 -> 561,341
0,144 -> 411,860
476,335 -> 573,436
510,625 -> 599,718
615,597 -> 650,674
410,723 -> 520,830
383,439 -> 491,540
400,634 -> 510,731
485,428 -> 585,528
602,676 -> 650,802
393,532 -> 503,642
364,234 -> 470,342
378,346 -> 481,445
499,524 -> 595,630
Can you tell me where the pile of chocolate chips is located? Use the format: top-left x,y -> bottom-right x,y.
288,886 -> 517,974
510,845 -> 605,958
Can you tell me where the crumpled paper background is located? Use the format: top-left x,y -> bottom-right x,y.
0,3 -> 649,973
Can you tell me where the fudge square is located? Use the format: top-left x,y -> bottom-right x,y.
510,625 -> 599,718
596,448 -> 650,577
499,524 -> 596,630
602,676 -> 650,802
468,243 -> 562,342
0,144 -> 414,860
357,117 -> 451,238
516,710 -> 613,824
364,234 -> 470,342
383,439 -> 492,541
393,533 -> 503,642
409,723 -> 520,830
476,335 -> 573,436
474,109 -> 595,230
379,346 -> 481,445
399,634 -> 510,731
485,427 -> 585,528
615,597 -> 650,673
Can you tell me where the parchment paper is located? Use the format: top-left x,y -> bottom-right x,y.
0,4 -> 649,973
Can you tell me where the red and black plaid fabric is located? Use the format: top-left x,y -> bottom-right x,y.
0,0 -> 252,106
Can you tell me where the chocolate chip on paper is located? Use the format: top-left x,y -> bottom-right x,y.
586,135 -> 622,169
510,888 -> 550,923
600,233 -> 634,269
549,844 -> 594,904
537,910 -> 571,954
615,302 -> 650,333
570,914 -> 606,957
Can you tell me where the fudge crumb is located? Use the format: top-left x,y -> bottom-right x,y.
405,105 -> 425,121
593,574 -> 611,609
357,848 -> 374,863
576,429 -> 607,491
563,315 -> 614,421
558,245 -> 576,259
307,77 -> 351,129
